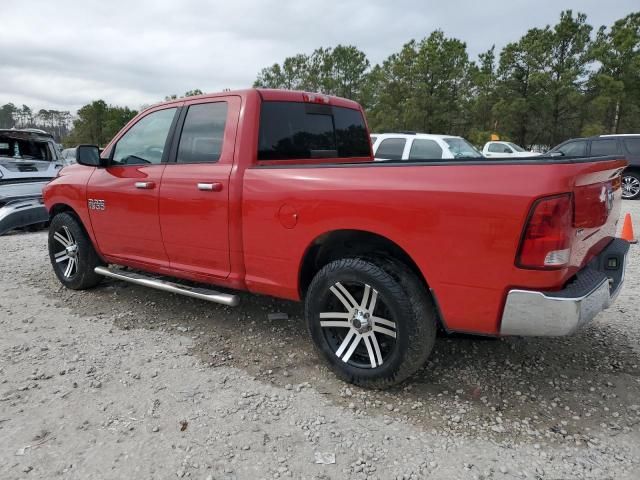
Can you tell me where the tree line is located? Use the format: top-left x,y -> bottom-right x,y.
0,90 -> 204,147
0,104 -> 73,141
254,10 -> 640,148
2,11 -> 636,150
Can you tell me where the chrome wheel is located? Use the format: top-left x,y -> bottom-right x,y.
52,225 -> 79,279
622,175 -> 640,199
319,281 -> 397,368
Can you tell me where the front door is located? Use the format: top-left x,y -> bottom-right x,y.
87,106 -> 179,267
159,97 -> 240,279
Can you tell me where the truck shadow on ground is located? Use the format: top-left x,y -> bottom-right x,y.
51,276 -> 640,441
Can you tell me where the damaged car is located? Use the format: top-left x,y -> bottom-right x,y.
0,129 -> 64,235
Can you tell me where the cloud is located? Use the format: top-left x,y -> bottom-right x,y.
0,0 -> 636,112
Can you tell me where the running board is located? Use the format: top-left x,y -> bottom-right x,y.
94,266 -> 239,307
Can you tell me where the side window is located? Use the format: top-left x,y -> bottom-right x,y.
557,140 -> 586,157
623,138 -> 640,155
112,108 -> 177,165
408,139 -> 443,160
177,102 -> 228,163
376,138 -> 406,160
488,143 -> 504,153
370,136 -> 377,145
590,139 -> 619,156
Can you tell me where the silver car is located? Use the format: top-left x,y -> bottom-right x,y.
0,129 -> 64,235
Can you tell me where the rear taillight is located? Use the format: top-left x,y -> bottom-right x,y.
516,194 -> 573,269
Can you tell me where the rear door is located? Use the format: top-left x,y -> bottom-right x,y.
87,105 -> 180,266
158,96 -> 241,279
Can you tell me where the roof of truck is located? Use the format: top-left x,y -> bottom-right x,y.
142,88 -> 362,114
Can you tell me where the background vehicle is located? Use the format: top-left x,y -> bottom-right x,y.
43,89 -> 629,388
549,134 -> 640,200
482,141 -> 540,158
371,133 -> 483,160
61,147 -> 77,165
0,128 -> 63,235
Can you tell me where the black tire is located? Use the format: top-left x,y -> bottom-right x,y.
622,171 -> 640,200
48,212 -> 103,290
305,257 -> 437,389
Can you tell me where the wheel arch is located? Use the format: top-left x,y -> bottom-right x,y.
48,203 -> 101,257
298,229 -> 429,299
49,203 -> 80,220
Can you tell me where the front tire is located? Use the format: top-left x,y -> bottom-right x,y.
48,212 -> 103,290
622,171 -> 640,200
305,257 -> 437,389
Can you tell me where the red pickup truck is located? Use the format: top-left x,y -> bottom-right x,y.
43,89 -> 630,388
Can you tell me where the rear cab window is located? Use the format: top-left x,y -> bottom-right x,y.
258,102 -> 370,161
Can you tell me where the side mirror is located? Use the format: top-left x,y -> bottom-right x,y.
503,147 -> 512,153
76,144 -> 102,167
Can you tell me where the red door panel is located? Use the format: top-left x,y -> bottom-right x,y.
87,165 -> 168,265
87,105 -> 180,267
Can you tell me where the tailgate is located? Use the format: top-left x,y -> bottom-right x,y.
569,158 -> 627,271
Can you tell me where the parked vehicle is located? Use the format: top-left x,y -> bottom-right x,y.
0,128 -> 64,235
548,135 -> 640,200
61,147 -> 77,165
371,133 -> 483,160
43,89 -> 629,388
482,141 -> 540,158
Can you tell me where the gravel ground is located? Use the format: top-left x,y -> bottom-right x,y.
1,202 -> 639,480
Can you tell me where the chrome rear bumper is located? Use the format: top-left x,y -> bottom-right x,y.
500,238 -> 630,336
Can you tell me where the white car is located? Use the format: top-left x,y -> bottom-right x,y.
482,141 -> 539,158
371,133 -> 483,161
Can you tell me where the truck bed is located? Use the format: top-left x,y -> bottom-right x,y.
241,155 -> 627,334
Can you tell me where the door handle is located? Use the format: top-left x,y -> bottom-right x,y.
135,181 -> 155,189
197,182 -> 223,192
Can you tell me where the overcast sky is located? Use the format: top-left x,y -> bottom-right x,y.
1,0 -> 637,113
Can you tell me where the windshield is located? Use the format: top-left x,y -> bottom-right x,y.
443,138 -> 483,158
0,134 -> 54,161
507,142 -> 526,152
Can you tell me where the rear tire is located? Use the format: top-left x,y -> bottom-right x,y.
48,212 -> 103,290
622,171 -> 640,200
305,257 -> 437,389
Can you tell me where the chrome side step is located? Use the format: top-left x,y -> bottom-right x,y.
94,266 -> 240,307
